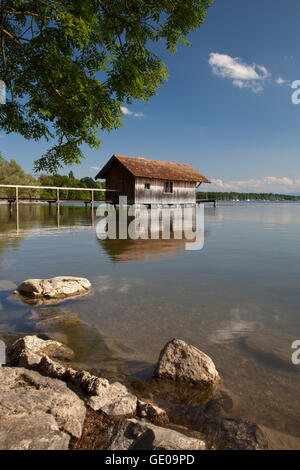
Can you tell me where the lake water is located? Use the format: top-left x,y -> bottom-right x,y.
1,202 -> 300,445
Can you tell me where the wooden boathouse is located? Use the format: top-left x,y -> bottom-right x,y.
95,155 -> 211,205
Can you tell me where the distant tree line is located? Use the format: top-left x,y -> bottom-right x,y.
0,154 -> 104,200
197,191 -> 300,201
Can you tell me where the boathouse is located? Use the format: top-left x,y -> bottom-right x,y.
95,155 -> 210,205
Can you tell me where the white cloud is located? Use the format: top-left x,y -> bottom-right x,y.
120,106 -> 132,115
90,166 -> 100,171
120,106 -> 144,118
276,77 -> 288,85
209,176 -> 300,194
209,53 -> 271,93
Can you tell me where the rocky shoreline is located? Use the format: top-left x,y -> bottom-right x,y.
0,276 -> 270,450
0,334 -> 269,450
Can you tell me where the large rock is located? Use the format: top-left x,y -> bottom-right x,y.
153,339 -> 219,389
27,354 -> 138,418
200,416 -> 268,450
8,335 -> 74,368
0,367 -> 86,439
106,418 -> 207,450
0,414 -> 70,450
14,276 -> 91,304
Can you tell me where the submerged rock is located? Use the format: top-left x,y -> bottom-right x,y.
200,416 -> 268,450
153,338 -> 219,389
106,418 -> 207,450
137,400 -> 168,424
203,389 -> 235,418
14,276 -> 91,304
8,335 -> 74,367
0,367 -> 86,440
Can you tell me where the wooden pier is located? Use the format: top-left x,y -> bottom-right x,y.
0,184 -> 217,230
196,198 -> 217,207
0,184 -> 115,230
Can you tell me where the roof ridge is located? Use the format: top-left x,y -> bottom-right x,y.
114,155 -> 194,167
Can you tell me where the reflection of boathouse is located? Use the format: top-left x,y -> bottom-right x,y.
97,206 -> 210,263
95,155 -> 210,205
99,237 -> 187,263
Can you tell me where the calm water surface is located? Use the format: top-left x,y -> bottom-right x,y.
1,202 -> 300,443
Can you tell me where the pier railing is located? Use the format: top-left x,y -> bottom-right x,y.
0,183 -> 117,230
0,183 -> 114,203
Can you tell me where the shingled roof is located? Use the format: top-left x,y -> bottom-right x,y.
95,155 -> 211,183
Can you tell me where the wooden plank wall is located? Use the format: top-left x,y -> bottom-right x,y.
135,177 -> 196,204
105,161 -> 135,203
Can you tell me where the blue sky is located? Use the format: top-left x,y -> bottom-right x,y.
1,0 -> 300,193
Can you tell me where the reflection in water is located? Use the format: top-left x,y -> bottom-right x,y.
100,238 -> 187,263
97,206 -> 208,263
210,306 -> 256,344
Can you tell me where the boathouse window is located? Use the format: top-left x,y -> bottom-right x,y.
164,181 -> 173,193
144,183 -> 151,189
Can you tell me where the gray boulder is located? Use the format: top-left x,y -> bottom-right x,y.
0,367 -> 86,439
153,338 -> 219,388
0,414 -> 70,450
106,418 -> 207,450
28,355 -> 137,418
14,276 -> 91,304
8,335 -> 74,367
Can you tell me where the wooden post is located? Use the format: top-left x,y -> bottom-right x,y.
91,190 -> 95,226
15,186 -> 19,231
56,188 -> 60,227
214,199 -> 217,208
